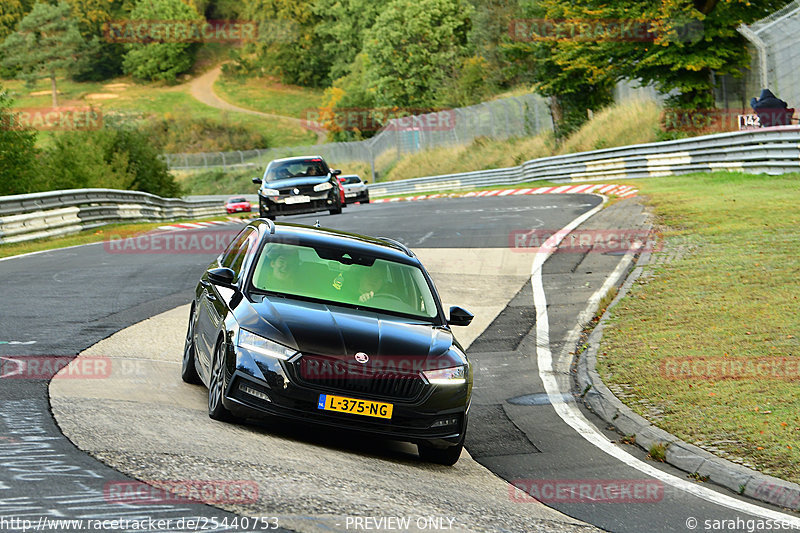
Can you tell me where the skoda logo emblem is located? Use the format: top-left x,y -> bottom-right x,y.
354,352 -> 369,364
292,188 -> 300,195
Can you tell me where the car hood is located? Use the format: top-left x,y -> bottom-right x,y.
240,295 -> 457,364
264,176 -> 330,189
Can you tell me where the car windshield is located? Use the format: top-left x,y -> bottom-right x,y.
266,159 -> 328,181
250,242 -> 438,320
340,176 -> 361,185
228,197 -> 247,203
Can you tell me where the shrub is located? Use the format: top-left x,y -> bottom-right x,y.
138,114 -> 271,153
0,88 -> 41,195
39,126 -> 181,198
121,0 -> 202,83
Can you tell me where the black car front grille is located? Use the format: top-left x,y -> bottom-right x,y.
293,354 -> 426,401
279,184 -> 317,195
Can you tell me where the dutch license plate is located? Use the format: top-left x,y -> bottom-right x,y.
317,394 -> 393,419
285,195 -> 311,205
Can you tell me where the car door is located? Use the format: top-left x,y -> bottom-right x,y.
195,228 -> 256,381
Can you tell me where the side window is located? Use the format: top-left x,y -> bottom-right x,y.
220,229 -> 250,268
220,228 -> 256,281
229,231 -> 258,282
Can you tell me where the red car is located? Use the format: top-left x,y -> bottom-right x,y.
225,197 -> 252,214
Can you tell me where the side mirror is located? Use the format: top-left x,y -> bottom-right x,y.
448,306 -> 473,327
331,169 -> 342,176
363,180 -> 369,184
208,267 -> 236,287
252,177 -> 263,184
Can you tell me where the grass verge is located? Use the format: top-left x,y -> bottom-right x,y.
597,171 -> 800,484
214,75 -> 324,119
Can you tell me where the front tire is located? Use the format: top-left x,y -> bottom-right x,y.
181,307 -> 201,384
418,417 -> 467,466
208,340 -> 234,422
329,202 -> 342,215
418,441 -> 463,466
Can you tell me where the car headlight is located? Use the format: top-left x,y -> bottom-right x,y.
261,188 -> 280,197
313,182 -> 333,192
422,365 -> 467,385
237,329 -> 297,360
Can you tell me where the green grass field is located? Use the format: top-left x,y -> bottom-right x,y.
214,75 -> 324,119
597,171 -> 800,484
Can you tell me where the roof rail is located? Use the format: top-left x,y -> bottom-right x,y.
377,237 -> 413,257
259,218 -> 276,234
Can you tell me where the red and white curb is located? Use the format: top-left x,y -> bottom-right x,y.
156,218 -> 243,232
372,184 -> 638,203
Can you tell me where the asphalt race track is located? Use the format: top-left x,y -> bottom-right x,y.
2,196 -> 799,533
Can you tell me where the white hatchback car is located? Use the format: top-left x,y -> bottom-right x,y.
337,175 -> 370,204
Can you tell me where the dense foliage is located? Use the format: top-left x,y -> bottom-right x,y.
0,87 -> 39,195
0,2 -> 85,107
121,0 -> 203,82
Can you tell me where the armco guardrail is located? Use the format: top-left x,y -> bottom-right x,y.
0,189 -> 224,245
368,126 -> 800,196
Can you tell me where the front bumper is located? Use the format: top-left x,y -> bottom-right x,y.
344,188 -> 369,202
223,348 -> 470,446
259,191 -> 338,216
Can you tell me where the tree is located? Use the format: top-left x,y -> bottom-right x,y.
363,0 -> 473,108
313,0 -> 386,81
40,125 -> 181,197
238,0 -> 332,87
511,0 -> 794,112
461,0 -> 520,95
66,0 -> 129,81
0,87 -> 40,196
0,2 -> 85,107
122,0 -> 203,83
0,0 -> 34,41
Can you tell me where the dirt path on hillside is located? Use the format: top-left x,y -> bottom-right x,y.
187,66 -> 327,144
